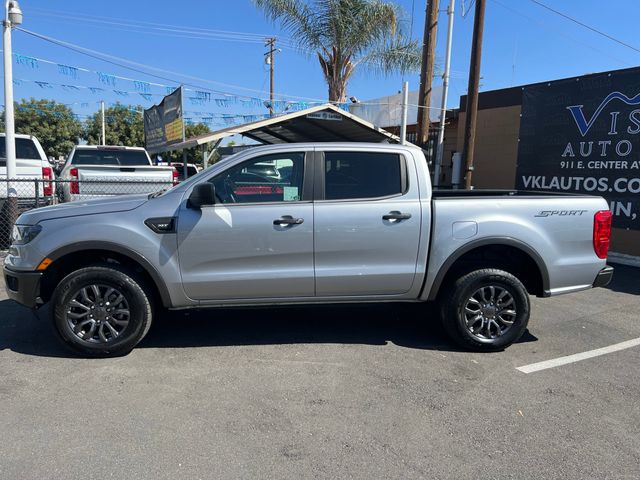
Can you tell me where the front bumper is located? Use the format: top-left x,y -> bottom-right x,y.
592,266 -> 614,289
3,266 -> 42,308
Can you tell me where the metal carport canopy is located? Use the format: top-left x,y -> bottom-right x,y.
172,104 -> 401,150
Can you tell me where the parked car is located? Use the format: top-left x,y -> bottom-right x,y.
4,143 -> 613,357
0,133 -> 55,247
57,145 -> 178,202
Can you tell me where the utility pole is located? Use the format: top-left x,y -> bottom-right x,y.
433,0 -> 455,187
3,1 -> 22,187
462,0 -> 486,190
416,0 -> 440,148
100,100 -> 105,145
400,81 -> 409,145
3,1 -> 23,230
265,37 -> 277,117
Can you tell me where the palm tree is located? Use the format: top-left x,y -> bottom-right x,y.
253,0 -> 421,103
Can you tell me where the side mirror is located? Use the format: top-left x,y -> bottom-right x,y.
188,183 -> 216,209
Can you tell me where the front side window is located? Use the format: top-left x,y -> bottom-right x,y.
211,152 -> 305,204
324,151 -> 403,200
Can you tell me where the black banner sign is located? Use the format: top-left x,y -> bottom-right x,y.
516,68 -> 640,229
143,87 -> 184,154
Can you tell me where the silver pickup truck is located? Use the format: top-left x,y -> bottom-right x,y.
3,143 -> 614,357
57,145 -> 177,202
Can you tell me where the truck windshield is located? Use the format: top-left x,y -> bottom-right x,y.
71,149 -> 150,166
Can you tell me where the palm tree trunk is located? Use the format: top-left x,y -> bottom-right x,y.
328,77 -> 347,103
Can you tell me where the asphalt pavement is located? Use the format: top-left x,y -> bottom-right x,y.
1,263 -> 638,479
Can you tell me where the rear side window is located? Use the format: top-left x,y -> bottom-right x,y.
0,137 -> 42,165
324,151 -> 403,200
71,149 -> 150,166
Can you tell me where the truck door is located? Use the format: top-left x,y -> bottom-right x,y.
313,149 -> 422,296
177,151 -> 315,301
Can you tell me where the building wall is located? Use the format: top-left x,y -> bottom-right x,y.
452,105 -> 640,257
455,105 -> 522,189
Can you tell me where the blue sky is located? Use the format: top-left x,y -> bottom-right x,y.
4,0 -> 640,126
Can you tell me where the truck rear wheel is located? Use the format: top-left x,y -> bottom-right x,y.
440,268 -> 530,351
51,265 -> 153,357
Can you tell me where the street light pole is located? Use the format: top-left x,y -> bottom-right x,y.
3,1 -> 22,187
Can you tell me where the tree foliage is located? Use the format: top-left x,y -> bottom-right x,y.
253,0 -> 421,102
84,103 -> 144,147
1,99 -> 212,164
0,98 -> 83,158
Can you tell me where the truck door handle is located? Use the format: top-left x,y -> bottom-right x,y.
383,211 -> 412,221
273,215 -> 304,226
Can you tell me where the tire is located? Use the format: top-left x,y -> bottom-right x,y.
440,268 -> 530,352
51,265 -> 154,357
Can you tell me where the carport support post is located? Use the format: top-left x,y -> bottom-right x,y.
100,100 -> 105,145
181,85 -> 188,180
400,81 -> 409,145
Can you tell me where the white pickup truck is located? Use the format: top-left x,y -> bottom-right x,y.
57,145 -> 178,202
1,133 -> 55,247
0,133 -> 55,203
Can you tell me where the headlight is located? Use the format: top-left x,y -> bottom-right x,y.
11,224 -> 42,245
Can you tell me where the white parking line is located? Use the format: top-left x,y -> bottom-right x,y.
516,338 -> 640,374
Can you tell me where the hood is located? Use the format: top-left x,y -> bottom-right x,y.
18,194 -> 149,224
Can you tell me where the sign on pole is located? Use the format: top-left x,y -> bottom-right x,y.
516,68 -> 640,230
144,87 -> 184,154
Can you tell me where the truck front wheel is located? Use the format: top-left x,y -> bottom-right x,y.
51,265 -> 154,357
440,268 -> 530,351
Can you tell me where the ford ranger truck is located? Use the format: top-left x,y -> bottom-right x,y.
3,143 -> 614,357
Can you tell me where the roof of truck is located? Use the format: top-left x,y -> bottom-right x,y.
74,145 -> 147,151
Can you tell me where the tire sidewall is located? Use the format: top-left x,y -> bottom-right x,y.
53,267 -> 151,356
446,270 -> 530,351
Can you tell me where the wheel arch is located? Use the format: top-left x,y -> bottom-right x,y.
425,237 -> 550,301
40,241 -> 172,308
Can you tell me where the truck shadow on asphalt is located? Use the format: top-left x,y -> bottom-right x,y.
0,301 -> 538,358
604,263 -> 640,295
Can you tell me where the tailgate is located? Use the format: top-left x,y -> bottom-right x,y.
0,159 -> 46,199
75,166 -> 174,196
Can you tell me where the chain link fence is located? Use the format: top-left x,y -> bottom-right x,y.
1,177 -> 175,249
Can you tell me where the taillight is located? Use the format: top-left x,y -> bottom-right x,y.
593,210 -> 612,259
41,166 -> 53,196
69,167 -> 80,194
172,167 -> 179,186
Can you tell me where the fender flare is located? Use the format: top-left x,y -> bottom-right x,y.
425,237 -> 551,300
46,241 -> 172,307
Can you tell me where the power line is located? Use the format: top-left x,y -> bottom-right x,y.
527,0 -> 640,55
491,0 -> 631,66
15,27 -> 326,102
29,7 -> 280,40
29,8 -> 300,51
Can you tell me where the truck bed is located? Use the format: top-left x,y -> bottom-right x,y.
432,189 -> 594,199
